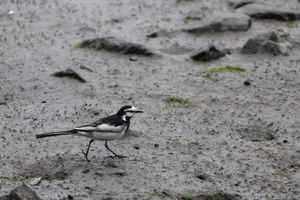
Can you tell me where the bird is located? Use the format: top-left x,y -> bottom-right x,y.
36,105 -> 143,162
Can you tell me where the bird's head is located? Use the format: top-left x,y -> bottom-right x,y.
117,105 -> 143,120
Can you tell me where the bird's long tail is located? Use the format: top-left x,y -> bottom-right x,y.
36,130 -> 75,138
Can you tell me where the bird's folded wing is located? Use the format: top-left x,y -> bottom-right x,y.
74,123 -> 124,132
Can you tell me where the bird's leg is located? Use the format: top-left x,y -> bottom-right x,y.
104,141 -> 127,159
81,139 -> 94,162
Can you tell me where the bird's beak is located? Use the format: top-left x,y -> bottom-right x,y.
131,107 -> 144,113
134,110 -> 144,113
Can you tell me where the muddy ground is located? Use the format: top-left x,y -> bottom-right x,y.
0,0 -> 300,199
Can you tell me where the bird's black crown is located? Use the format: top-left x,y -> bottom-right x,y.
117,105 -> 133,115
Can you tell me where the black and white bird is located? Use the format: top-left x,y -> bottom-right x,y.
36,105 -> 143,162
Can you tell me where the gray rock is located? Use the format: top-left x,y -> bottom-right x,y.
146,29 -> 179,38
0,184 -> 41,200
191,45 -> 226,61
183,13 -> 251,34
241,31 -> 294,55
237,3 -> 300,21
78,37 -> 156,56
227,0 -> 255,9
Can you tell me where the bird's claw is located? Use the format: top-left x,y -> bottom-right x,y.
81,149 -> 90,162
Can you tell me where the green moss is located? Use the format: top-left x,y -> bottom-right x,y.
74,39 -> 105,51
183,15 -> 193,24
70,43 -> 81,51
146,191 -> 233,200
11,175 -> 27,181
289,162 -> 300,169
0,101 -> 7,106
202,117 -> 209,124
275,169 -> 291,180
287,20 -> 295,28
172,136 -> 181,145
163,96 -> 192,106
205,66 -> 246,77
75,193 -> 89,198
183,15 -> 202,24
0,175 -> 27,182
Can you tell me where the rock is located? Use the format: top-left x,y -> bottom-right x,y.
227,0 -> 255,9
77,37 -> 156,56
51,68 -> 86,83
183,13 -> 251,34
146,29 -> 178,38
29,177 -> 42,186
241,31 -> 294,55
237,3 -> 300,21
243,80 -> 251,86
191,45 -> 226,62
0,184 -> 41,200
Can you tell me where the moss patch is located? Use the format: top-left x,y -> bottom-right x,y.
289,162 -> 300,169
205,66 -> 246,77
287,20 -> 295,28
146,190 -> 239,200
163,96 -> 192,106
275,169 -> 291,180
183,15 -> 202,24
0,175 -> 28,185
0,101 -> 7,106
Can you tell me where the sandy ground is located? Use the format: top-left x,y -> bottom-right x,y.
0,0 -> 300,199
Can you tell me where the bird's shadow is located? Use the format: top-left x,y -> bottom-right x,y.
16,153 -> 128,181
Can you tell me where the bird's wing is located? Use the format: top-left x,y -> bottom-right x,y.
74,123 -> 125,133
75,114 -> 126,133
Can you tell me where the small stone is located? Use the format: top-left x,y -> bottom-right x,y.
191,45 -> 225,62
154,144 -> 159,148
29,177 -> 42,186
133,144 -> 140,150
129,57 -> 138,62
67,195 -> 74,200
243,80 -> 251,86
283,139 -> 288,143
81,169 -> 90,174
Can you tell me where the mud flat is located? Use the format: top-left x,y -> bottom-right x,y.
0,0 -> 299,199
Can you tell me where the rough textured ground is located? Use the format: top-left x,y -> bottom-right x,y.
0,0 -> 300,199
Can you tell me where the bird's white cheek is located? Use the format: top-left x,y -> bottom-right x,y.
126,113 -> 134,117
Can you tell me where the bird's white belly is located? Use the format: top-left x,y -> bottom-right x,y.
76,131 -> 125,141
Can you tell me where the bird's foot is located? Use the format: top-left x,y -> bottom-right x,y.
81,149 -> 91,162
